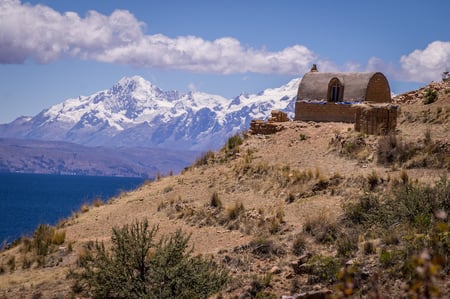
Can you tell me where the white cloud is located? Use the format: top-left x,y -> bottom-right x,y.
0,0 -> 315,75
0,0 -> 144,64
400,41 -> 450,82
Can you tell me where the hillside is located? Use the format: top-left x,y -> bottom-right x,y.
0,138 -> 199,178
0,80 -> 449,298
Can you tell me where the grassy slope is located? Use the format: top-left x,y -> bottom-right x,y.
0,80 -> 449,298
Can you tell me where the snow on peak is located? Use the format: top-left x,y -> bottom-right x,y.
2,76 -> 301,150
113,76 -> 162,99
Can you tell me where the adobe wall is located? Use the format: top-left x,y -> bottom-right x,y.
294,102 -> 356,123
354,105 -> 397,135
366,73 -> 391,103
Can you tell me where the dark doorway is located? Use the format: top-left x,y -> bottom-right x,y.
328,78 -> 343,102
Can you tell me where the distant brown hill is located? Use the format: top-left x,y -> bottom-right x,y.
0,138 -> 200,178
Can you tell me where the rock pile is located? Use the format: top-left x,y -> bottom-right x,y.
269,110 -> 290,122
393,80 -> 450,104
249,110 -> 290,135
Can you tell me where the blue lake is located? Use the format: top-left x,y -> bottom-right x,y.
0,173 -> 145,245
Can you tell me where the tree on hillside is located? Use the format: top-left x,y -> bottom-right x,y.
75,219 -> 228,299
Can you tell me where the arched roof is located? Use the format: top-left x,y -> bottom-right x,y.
297,71 -> 390,102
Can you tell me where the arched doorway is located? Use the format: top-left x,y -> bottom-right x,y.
328,78 -> 343,102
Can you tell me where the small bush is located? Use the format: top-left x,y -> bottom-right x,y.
292,234 -> 307,256
423,89 -> 437,105
34,224 -> 55,257
286,193 -> 296,203
51,230 -> 66,245
6,256 -> 15,272
366,170 -> 379,190
249,236 -> 285,257
303,214 -> 338,244
80,204 -> 90,213
76,219 -> 228,299
377,134 -> 415,165
195,150 -> 215,166
92,198 -> 103,208
210,191 -> 222,208
226,202 -> 245,221
22,254 -> 33,269
337,230 -> 359,258
224,134 -> 243,153
163,185 -> 173,193
306,254 -> 340,283
342,193 -> 382,226
248,273 -> 276,299
379,249 -> 401,269
363,241 -> 376,255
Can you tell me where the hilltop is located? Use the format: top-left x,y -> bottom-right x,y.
0,80 -> 449,298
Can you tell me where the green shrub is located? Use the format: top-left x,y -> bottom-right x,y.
248,273 -> 274,298
249,236 -> 284,257
306,254 -> 340,283
344,177 -> 450,231
34,224 -> 55,257
343,193 -> 381,226
336,230 -> 359,258
195,150 -> 215,166
223,134 -> 243,156
303,214 -> 338,244
377,134 -> 415,165
379,249 -> 404,269
76,219 -> 228,299
423,89 -> 437,105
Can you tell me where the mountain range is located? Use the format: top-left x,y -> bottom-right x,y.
0,76 -> 299,177
0,76 -> 299,151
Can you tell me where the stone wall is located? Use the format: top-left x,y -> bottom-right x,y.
294,102 -> 356,123
249,120 -> 284,135
249,110 -> 289,135
354,105 -> 397,135
269,110 -> 290,122
294,101 -> 397,135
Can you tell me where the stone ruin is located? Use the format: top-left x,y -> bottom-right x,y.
249,110 -> 290,135
354,104 -> 398,135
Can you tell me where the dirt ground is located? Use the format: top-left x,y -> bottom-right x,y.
0,80 -> 449,298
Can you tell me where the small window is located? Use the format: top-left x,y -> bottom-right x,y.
328,78 -> 343,102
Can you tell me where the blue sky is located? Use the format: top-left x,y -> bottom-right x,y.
1,0 -> 449,123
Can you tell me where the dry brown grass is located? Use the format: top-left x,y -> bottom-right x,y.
1,86 -> 449,297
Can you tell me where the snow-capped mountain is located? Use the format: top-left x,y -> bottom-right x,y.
0,76 -> 299,151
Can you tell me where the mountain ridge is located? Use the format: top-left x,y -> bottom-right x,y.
0,76 -> 299,151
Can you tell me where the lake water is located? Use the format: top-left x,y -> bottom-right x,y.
0,173 -> 145,245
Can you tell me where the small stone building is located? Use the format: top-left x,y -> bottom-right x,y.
295,65 -> 397,135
